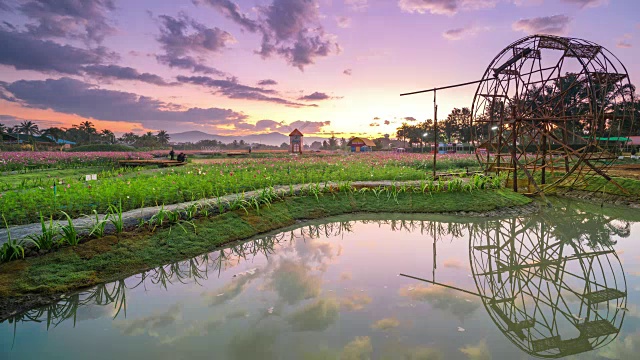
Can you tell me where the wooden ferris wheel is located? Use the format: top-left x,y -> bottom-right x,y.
402,35 -> 636,194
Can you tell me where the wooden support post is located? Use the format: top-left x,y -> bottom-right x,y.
512,122 -> 518,192
542,123 -> 547,185
433,90 -> 438,179
497,102 -> 504,175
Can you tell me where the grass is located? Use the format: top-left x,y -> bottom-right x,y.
0,167 -> 109,190
572,176 -> 640,197
0,189 -> 530,298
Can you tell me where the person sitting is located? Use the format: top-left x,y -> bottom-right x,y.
177,153 -> 185,162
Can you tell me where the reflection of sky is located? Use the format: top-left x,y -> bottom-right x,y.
2,205 -> 640,359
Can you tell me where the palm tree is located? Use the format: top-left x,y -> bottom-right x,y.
118,132 -> 139,145
0,123 -> 6,145
73,121 -> 97,143
156,130 -> 170,145
17,120 -> 40,150
41,127 -> 66,142
100,129 -> 116,144
18,120 -> 40,137
77,121 -> 96,134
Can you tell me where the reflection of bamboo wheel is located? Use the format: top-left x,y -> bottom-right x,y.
471,35 -> 635,193
469,218 -> 627,358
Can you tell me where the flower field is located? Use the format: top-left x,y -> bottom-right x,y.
0,152 -> 480,225
0,151 -> 153,172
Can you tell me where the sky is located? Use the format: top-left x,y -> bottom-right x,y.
0,0 -> 639,139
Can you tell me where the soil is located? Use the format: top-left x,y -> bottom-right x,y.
606,163 -> 640,180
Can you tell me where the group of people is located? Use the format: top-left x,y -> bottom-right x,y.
169,149 -> 187,163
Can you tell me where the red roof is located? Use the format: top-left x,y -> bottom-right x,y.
289,129 -> 303,136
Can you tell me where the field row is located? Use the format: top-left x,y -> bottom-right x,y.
0,153 -> 480,225
0,151 -> 153,172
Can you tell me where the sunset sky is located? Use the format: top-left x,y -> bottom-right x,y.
0,0 -> 638,138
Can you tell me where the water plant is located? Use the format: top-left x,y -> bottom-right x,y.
88,210 -> 108,238
59,211 -> 80,246
108,199 -> 125,233
148,205 -> 170,232
27,212 -> 59,250
183,203 -> 200,220
0,214 -> 33,261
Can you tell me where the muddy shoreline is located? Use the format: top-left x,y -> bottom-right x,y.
554,188 -> 640,208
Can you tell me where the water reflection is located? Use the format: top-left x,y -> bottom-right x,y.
1,199 -> 635,359
471,217 -> 627,358
404,200 -> 629,359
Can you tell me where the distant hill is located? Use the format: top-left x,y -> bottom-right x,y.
168,130 -> 330,146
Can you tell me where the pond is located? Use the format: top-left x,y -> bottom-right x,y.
2,198 -> 640,359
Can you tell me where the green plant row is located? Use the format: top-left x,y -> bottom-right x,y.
0,174 -> 504,263
0,202 -> 126,262
0,156 -> 485,225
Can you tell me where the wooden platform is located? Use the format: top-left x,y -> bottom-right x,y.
118,159 -> 186,167
226,151 -> 249,157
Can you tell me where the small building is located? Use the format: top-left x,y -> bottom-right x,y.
289,129 -> 303,154
45,136 -> 76,147
2,133 -> 56,145
347,137 -> 376,152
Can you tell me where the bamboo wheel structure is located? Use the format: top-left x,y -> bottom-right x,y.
469,217 -> 627,358
471,35 -> 635,194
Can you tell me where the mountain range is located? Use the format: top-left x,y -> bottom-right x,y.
168,131 -> 331,146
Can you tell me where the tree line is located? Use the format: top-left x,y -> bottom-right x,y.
396,107 -> 472,148
0,120 -> 171,149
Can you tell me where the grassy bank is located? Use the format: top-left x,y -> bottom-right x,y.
0,189 -> 530,300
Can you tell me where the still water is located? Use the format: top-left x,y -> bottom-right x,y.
2,199 -> 640,359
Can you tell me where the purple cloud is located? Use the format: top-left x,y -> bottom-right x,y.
257,79 -> 278,86
512,15 -> 571,35
236,119 -> 330,133
398,0 -> 497,16
1,77 -> 247,128
197,0 -> 339,70
336,16 -> 352,28
177,75 -> 316,107
561,0 -> 607,8
0,28 -> 116,74
82,65 -> 175,86
442,25 -> 488,40
298,92 -> 332,101
155,13 -> 234,74
193,0 -> 259,32
18,0 -> 116,43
